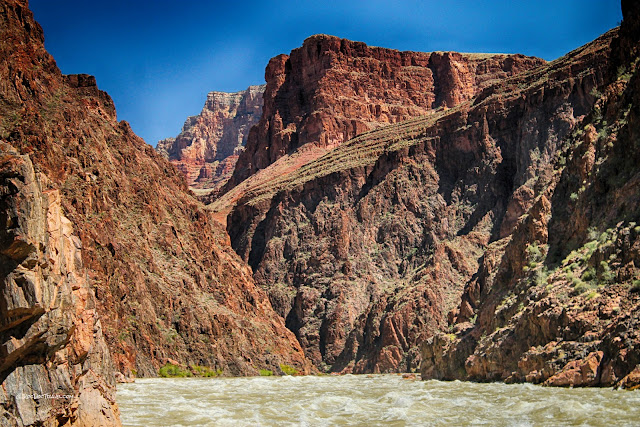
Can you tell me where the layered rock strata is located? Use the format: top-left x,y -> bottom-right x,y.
225,34 -> 545,188
221,29 -> 615,373
157,85 -> 264,191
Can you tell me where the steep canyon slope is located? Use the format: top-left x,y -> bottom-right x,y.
220,29 -> 617,373
0,1 -> 311,425
421,0 -> 640,389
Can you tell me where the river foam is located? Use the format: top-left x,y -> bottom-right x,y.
117,374 -> 640,426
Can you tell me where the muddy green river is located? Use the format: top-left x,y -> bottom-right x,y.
117,375 -> 640,426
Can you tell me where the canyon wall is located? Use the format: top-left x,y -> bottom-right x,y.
421,0 -> 640,389
157,85 -> 264,191
225,34 -> 544,188
222,29 -> 614,373
0,143 -> 120,427
0,1 -> 312,424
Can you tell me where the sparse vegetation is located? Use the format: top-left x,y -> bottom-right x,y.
280,364 -> 299,375
159,363 -> 192,378
191,365 -> 223,377
259,369 -> 274,376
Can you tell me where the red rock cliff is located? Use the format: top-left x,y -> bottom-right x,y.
421,0 -> 640,389
0,1 -> 119,425
226,34 -> 544,187
222,29 -> 613,373
157,85 -> 264,191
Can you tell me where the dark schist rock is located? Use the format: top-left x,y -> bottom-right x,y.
422,3 -> 640,388
221,26 -> 616,374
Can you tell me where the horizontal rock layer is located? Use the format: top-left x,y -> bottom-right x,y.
226,34 -> 545,188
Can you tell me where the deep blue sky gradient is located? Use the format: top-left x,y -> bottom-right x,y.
30,1 -> 622,146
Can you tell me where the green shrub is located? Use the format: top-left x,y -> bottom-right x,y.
582,267 -> 596,282
280,364 -> 299,376
259,369 -> 273,376
585,291 -> 599,300
598,230 -> 611,244
600,261 -> 615,284
574,280 -> 589,294
526,243 -> 543,261
587,227 -> 600,241
535,267 -> 549,286
570,192 -> 579,202
191,365 -> 223,377
584,240 -> 599,256
631,280 -> 640,292
159,363 -> 192,378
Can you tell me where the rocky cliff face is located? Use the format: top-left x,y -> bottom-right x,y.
0,143 -> 119,426
220,28 -> 614,373
421,0 -> 640,389
157,85 -> 264,191
225,34 -> 545,188
0,1 -> 311,424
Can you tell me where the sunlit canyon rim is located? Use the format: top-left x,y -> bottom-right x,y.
1,0 -> 639,425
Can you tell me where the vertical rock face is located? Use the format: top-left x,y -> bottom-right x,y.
222,28 -> 614,373
0,144 -> 119,425
226,34 -> 545,188
0,1 -> 312,424
157,85 -> 265,191
421,3 -> 640,388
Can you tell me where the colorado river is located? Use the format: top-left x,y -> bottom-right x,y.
117,375 -> 640,426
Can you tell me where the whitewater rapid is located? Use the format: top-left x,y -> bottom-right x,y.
117,374 -> 640,426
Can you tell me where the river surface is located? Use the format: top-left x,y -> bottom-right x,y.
117,375 -> 640,426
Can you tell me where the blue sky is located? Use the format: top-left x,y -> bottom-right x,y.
30,1 -> 622,146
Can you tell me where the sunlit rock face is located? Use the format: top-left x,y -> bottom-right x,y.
157,85 -> 265,192
226,34 -> 545,188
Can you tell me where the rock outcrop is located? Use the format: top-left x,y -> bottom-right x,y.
0,144 -> 120,426
219,27 -> 616,373
225,34 -> 544,188
157,85 -> 264,192
0,1 -> 311,424
420,1 -> 640,388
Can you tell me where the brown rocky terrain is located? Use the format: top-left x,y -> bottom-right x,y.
1,0 -> 311,424
421,0 -> 640,389
157,85 -> 264,192
219,24 -> 618,374
225,34 -> 545,189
